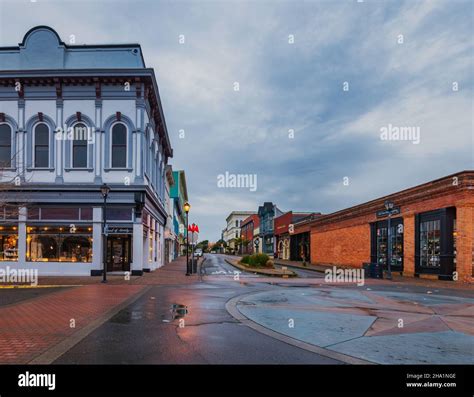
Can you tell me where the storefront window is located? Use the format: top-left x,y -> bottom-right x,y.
0,225 -> 18,261
27,225 -> 93,262
453,219 -> 457,267
376,223 -> 403,268
108,208 -> 132,221
149,231 -> 154,263
28,207 -> 93,221
420,220 -> 441,268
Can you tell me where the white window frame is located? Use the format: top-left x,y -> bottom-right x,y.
0,122 -> 13,168
110,121 -> 129,168
70,121 -> 90,169
32,122 -> 50,168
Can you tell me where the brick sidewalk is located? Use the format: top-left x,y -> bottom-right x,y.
13,255 -> 202,286
0,284 -> 145,364
132,256 -> 202,285
0,256 -> 201,363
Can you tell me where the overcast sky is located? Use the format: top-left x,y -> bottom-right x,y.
1,0 -> 472,241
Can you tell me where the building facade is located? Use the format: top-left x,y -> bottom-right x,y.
240,214 -> 260,255
289,213 -> 321,262
274,211 -> 317,260
308,171 -> 473,283
0,26 -> 173,276
169,170 -> 188,256
223,211 -> 256,253
164,165 -> 176,264
258,202 -> 284,257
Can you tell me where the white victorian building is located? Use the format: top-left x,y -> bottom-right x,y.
0,26 -> 173,276
223,211 -> 256,252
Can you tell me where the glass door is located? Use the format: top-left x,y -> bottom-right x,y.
420,220 -> 441,268
107,236 -> 131,272
375,221 -> 403,270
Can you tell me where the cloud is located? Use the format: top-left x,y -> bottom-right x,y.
0,0 -> 472,241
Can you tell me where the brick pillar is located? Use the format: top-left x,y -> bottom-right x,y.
403,213 -> 415,277
455,204 -> 474,283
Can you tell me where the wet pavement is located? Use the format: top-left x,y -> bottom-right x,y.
0,287 -> 72,307
236,287 -> 474,364
11,253 -> 468,365
54,282 -> 340,364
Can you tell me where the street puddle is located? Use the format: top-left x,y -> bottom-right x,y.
171,303 -> 188,320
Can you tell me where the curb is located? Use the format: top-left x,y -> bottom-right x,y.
28,285 -> 152,364
274,262 -> 326,274
224,259 -> 296,278
225,290 -> 375,365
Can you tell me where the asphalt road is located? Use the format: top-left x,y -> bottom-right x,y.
54,254 -> 341,364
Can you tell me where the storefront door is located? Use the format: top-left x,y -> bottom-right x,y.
107,236 -> 131,272
415,208 -> 456,280
370,218 -> 404,272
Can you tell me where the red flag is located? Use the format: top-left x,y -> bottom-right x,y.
194,224 -> 200,233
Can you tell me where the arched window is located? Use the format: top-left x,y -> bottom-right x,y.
34,123 -> 49,168
111,123 -> 127,168
72,123 -> 88,168
145,129 -> 150,176
151,152 -> 157,188
0,123 -> 12,167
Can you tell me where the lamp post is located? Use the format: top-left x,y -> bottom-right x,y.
183,201 -> 191,276
101,183 -> 111,283
384,200 -> 394,280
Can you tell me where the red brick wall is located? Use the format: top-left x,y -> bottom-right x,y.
274,212 -> 292,236
455,203 -> 474,282
311,223 -> 370,268
309,187 -> 474,281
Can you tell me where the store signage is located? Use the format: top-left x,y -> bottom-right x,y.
376,207 -> 401,218
106,226 -> 133,235
288,224 -> 294,234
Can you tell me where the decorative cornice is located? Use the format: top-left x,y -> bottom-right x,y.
307,171 -> 474,228
0,69 -> 172,158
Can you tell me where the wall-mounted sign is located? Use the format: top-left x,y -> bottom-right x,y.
376,207 -> 401,218
289,224 -> 295,234
105,226 -> 133,235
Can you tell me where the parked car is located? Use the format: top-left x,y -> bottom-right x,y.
194,248 -> 203,257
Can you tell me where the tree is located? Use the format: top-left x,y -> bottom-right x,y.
212,239 -> 226,253
196,240 -> 209,252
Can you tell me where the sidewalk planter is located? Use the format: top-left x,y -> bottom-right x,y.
225,259 -> 296,277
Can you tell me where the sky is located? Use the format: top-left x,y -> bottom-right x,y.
0,0 -> 473,242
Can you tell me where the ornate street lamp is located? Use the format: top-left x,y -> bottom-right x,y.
101,183 -> 110,283
183,201 -> 191,275
384,200 -> 394,280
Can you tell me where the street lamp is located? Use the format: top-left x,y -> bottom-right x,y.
101,183 -> 111,283
183,201 -> 191,276
384,200 -> 394,280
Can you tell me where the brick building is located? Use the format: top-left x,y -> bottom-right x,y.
274,211 -> 317,260
307,171 -> 473,283
240,214 -> 259,255
289,213 -> 322,262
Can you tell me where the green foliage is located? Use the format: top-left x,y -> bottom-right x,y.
241,253 -> 270,268
196,240 -> 209,252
